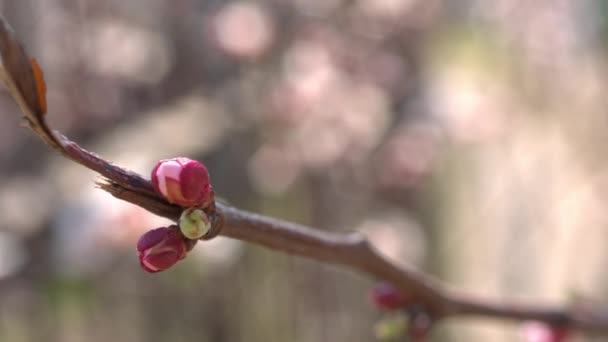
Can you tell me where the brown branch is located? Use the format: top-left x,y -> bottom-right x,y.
2,14 -> 608,336
100,180 -> 608,332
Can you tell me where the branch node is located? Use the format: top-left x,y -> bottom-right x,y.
199,205 -> 225,241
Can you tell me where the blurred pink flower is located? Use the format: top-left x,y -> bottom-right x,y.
213,2 -> 274,59
377,124 -> 440,190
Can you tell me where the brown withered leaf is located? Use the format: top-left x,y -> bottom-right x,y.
0,16 -> 160,198
0,16 -> 59,149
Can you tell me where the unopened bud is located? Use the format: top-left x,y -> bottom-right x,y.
370,282 -> 411,310
179,208 -> 211,239
151,157 -> 211,207
137,226 -> 187,273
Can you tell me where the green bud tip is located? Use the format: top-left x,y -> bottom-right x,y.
179,208 -> 211,240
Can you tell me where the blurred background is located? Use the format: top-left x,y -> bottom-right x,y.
0,0 -> 607,341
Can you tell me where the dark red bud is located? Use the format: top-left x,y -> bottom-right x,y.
137,226 -> 187,273
370,282 -> 411,310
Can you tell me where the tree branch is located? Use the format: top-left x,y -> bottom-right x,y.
2,14 -> 608,335
96,157 -> 608,333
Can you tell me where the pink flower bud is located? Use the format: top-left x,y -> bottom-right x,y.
151,157 -> 211,207
137,226 -> 187,273
370,282 -> 411,310
521,322 -> 570,342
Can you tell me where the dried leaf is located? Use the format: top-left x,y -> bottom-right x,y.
0,16 -> 59,148
31,58 -> 47,114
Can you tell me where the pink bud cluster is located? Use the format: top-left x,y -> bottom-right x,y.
371,282 -> 433,341
136,157 -> 214,273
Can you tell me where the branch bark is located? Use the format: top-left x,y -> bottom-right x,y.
2,14 -> 608,335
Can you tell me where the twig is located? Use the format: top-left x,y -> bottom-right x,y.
1,14 -> 608,335
99,181 -> 608,332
